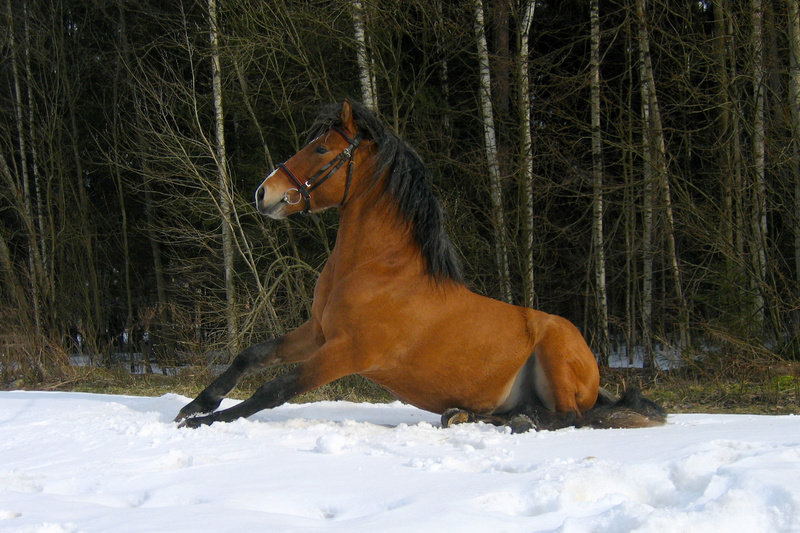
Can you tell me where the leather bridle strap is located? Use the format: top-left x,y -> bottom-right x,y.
277,127 -> 361,215
276,162 -> 310,209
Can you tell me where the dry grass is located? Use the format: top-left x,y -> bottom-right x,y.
4,358 -> 799,416
6,364 -> 395,405
602,359 -> 800,415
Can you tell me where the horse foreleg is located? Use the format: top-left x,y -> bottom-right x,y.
174,339 -> 281,422
179,339 -> 357,428
175,321 -> 319,423
178,366 -> 303,428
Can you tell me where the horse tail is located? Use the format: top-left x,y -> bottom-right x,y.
580,387 -> 667,429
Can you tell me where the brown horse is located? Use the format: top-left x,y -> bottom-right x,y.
175,101 -> 665,432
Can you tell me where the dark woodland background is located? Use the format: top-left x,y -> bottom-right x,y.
2,0 -> 800,382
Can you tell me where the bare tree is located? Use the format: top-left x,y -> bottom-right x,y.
474,0 -> 512,303
517,0 -> 536,309
788,0 -> 800,333
434,0 -> 453,144
6,0 -> 43,341
751,0 -> 768,330
713,1 -> 740,261
590,0 -> 609,364
636,0 -> 656,364
112,2 -> 134,370
636,0 -> 689,357
209,0 -> 238,350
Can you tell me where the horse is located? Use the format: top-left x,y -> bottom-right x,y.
175,100 -> 666,432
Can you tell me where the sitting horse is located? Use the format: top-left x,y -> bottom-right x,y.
175,100 -> 665,432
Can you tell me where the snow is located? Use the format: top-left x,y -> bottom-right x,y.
1,391 -> 798,532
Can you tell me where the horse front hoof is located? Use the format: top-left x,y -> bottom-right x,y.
174,395 -> 221,423
441,408 -> 476,428
174,408 -> 193,424
177,415 -> 214,429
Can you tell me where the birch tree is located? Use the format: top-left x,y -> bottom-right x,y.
636,0 -> 655,364
590,0 -> 609,364
352,0 -> 378,111
517,0 -> 536,310
474,0 -> 512,303
209,0 -> 238,349
22,1 -> 46,304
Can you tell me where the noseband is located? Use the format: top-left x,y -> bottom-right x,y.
275,127 -> 361,215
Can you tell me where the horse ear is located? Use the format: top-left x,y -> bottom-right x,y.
340,100 -> 357,136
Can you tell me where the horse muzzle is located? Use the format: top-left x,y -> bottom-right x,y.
254,181 -> 288,219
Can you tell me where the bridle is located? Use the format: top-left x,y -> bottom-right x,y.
274,127 -> 361,215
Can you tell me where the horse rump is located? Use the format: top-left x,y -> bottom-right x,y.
580,387 -> 667,429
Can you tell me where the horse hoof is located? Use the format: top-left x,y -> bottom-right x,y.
441,408 -> 476,428
508,414 -> 536,434
177,415 -> 212,429
174,396 -> 221,423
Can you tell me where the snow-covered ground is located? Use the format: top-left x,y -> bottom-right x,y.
0,391 -> 798,532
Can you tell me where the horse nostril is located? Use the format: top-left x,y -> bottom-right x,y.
255,184 -> 265,206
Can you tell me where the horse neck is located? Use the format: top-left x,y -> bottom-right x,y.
331,177 -> 420,276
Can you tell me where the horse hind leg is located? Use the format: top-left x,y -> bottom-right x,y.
580,388 -> 667,429
440,408 -> 537,434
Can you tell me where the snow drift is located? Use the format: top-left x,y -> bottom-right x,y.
0,391 -> 798,532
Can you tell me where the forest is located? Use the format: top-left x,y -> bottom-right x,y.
1,0 -> 799,383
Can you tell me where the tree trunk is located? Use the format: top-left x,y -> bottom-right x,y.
122,9 -> 170,348
0,227 -> 28,316
788,0 -> 800,334
23,1 -> 48,317
0,154 -> 33,322
474,0 -> 512,303
636,0 -> 689,354
144,182 -> 168,340
352,0 -> 378,110
434,0 -> 452,150
517,0 -> 536,309
713,1 -> 738,261
751,0 -> 768,331
7,0 -> 43,342
114,3 -> 135,373
623,10 -> 637,365
209,0 -> 238,351
590,0 -> 609,365
636,0 -> 655,366
723,8 -> 746,268
492,0 -> 511,119
54,6 -> 103,352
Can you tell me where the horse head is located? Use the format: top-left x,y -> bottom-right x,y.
255,101 -> 366,218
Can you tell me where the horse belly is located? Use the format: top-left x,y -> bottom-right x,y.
363,336 -> 532,415
352,285 -> 538,415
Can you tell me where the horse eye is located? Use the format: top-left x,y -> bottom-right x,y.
315,145 -> 328,155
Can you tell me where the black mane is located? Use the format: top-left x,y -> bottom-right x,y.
309,101 -> 463,284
